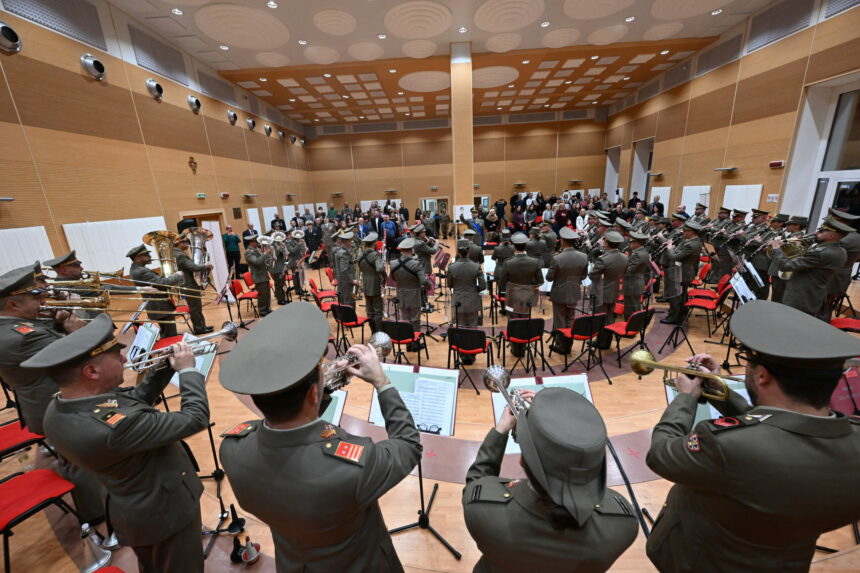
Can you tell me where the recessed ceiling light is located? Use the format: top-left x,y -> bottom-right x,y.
219,45 -> 229,51
298,40 -> 308,45
590,55 -> 599,60
497,106 -> 502,110
522,59 -> 530,64
507,84 -> 514,88
564,80 -> 572,84
711,8 -> 722,15
359,116 -> 365,119
397,91 -> 404,95
625,16 -> 635,22
314,118 -> 319,122
458,26 -> 468,33
259,77 -> 267,82
592,101 -> 598,104
544,104 -> 550,108
660,50 -> 670,55
171,8 -> 183,15
377,33 -> 387,40
389,68 -> 397,73
540,21 -> 550,28
405,112 -> 411,115
323,73 -> 331,78
623,76 -> 630,80
267,1 -> 278,8
342,95 -> 349,99
289,98 -> 296,102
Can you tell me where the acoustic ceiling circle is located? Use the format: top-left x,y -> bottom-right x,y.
474,0 -> 545,33
399,71 -> 451,92
652,0 -> 735,20
348,42 -> 384,61
587,24 -> 629,46
194,4 -> 289,51
384,1 -> 453,40
643,21 -> 684,41
304,46 -> 340,65
541,27 -> 581,49
472,66 -> 520,89
313,9 -> 358,36
255,52 -> 290,67
563,0 -> 637,21
485,33 -> 523,53
401,39 -> 438,58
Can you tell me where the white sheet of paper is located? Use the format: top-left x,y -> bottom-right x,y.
483,255 -> 496,274
665,379 -> 750,427
369,366 -> 458,436
321,389 -> 347,425
169,333 -> 217,388
730,272 -> 756,304
539,267 -> 553,293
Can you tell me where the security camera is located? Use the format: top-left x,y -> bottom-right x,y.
187,95 -> 201,114
277,130 -> 285,141
227,110 -> 238,125
80,54 -> 105,80
145,78 -> 162,100
246,117 -> 256,130
289,135 -> 297,144
0,22 -> 22,53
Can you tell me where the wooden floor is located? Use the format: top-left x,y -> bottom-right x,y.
3,264 -> 859,572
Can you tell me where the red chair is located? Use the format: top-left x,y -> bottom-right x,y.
830,317 -> 860,333
229,279 -> 259,317
447,327 -> 494,394
688,274 -> 731,301
309,278 -> 337,299
500,318 -> 553,375
689,262 -> 711,288
173,303 -> 193,331
242,271 -> 256,290
551,313 -> 608,372
152,335 -> 184,351
381,320 -> 427,365
330,304 -> 369,355
324,267 -> 338,289
603,308 -> 656,367
685,285 -> 733,337
309,279 -> 337,313
0,470 -> 80,573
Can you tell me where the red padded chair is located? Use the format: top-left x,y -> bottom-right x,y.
685,285 -> 733,336
446,327 -> 493,394
309,278 -> 337,300
830,317 -> 860,333
500,318 -> 553,375
242,271 -> 255,290
689,262 -> 711,288
0,470 -> 80,573
0,419 -> 53,463
309,279 -> 337,313
324,267 -> 338,289
603,308 -> 656,367
688,274 -> 731,301
551,313 -> 608,372
330,304 -> 369,355
229,279 -> 259,317
381,320 -> 427,365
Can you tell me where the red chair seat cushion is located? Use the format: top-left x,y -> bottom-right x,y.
0,423 -> 42,456
499,331 -> 540,344
317,290 -> 338,299
686,298 -> 718,310
152,335 -> 184,350
604,322 -> 638,337
687,288 -> 717,299
451,340 -> 491,355
342,317 -> 369,327
554,327 -> 595,341
237,292 -> 259,301
0,469 -> 74,530
318,301 -> 334,312
493,294 -> 505,302
830,318 -> 860,333
175,305 -> 190,314
392,332 -> 423,344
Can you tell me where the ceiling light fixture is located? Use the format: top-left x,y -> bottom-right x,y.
323,73 -> 331,78
564,80 -> 572,84
314,118 -> 319,121
590,55 -> 599,60
359,116 -> 365,119
267,1 -> 278,8
171,8 -> 183,15
389,68 -> 396,73
540,21 -> 550,28
405,112 -> 411,115
592,101 -> 598,104
289,98 -> 296,102
342,95 -> 349,99
298,39 -> 308,45
623,76 -> 630,80
625,16 -> 635,22
397,91 -> 404,95
660,50 -> 670,55
522,59 -> 530,64
458,26 -> 468,33
544,104 -> 550,108
259,77 -> 267,82
378,33 -> 387,39
219,45 -> 229,51
711,8 -> 722,15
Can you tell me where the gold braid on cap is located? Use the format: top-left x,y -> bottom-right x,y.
90,337 -> 121,357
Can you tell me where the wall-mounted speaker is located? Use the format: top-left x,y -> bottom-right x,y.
299,138 -> 305,146
277,130 -> 285,141
187,95 -> 201,114
227,110 -> 238,125
264,125 -> 272,137
145,78 -> 163,100
80,54 -> 105,80
0,22 -> 21,53
289,135 -> 297,144
246,117 -> 256,130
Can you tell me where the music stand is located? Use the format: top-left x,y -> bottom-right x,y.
567,295 -> 613,384
198,421 -> 245,558
420,289 -> 440,342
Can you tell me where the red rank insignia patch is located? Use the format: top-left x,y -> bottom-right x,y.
506,480 -> 521,489
14,325 -> 33,334
100,411 -> 126,427
713,417 -> 739,428
334,441 -> 364,463
686,434 -> 701,452
222,423 -> 253,437
320,424 -> 337,439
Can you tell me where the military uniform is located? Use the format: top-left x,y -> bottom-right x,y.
589,238 -> 627,325
540,228 -> 558,267
496,249 -> 543,318
665,225 -> 703,324
173,247 -> 210,332
128,245 -> 182,339
825,209 -> 860,318
767,227 -> 798,303
447,254 -> 486,327
623,242 -> 651,319
491,241 -> 514,269
218,303 -> 422,573
391,240 -> 428,331
46,250 -> 138,319
245,239 -> 272,316
781,241 -> 846,318
287,234 -> 307,298
334,237 -> 357,307
547,245 -> 588,331
526,234 -> 547,268
268,239 -> 288,305
358,234 -> 387,332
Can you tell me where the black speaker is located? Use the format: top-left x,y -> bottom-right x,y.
177,218 -> 197,234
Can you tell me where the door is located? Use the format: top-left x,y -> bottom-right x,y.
814,177 -> 860,227
195,214 -> 231,301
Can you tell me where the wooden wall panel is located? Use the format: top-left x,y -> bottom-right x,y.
402,140 -> 452,166
474,137 -> 505,162
243,130 -> 271,165
505,134 -> 557,160
655,101 -> 689,142
731,60 -> 807,125
352,143 -> 402,169
203,117 -> 250,162
307,145 -> 353,171
632,113 -> 658,142
557,129 -> 605,157
685,85 -> 735,136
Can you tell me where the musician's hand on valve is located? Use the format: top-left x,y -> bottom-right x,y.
168,342 -> 195,371
518,389 -> 537,403
689,353 -> 719,374
673,372 -> 703,400
344,343 -> 387,389
495,406 -> 517,434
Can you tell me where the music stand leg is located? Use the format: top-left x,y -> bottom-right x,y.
198,422 -> 245,558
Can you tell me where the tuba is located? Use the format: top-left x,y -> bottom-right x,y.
143,230 -> 181,304
182,227 -> 214,288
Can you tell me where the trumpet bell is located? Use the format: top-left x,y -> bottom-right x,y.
368,331 -> 393,359
629,349 -> 657,376
483,365 -> 510,393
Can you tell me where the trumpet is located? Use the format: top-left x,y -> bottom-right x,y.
323,331 -> 393,391
125,321 -> 239,372
483,365 -> 530,415
629,350 -> 745,401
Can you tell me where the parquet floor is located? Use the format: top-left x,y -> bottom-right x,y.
3,263 -> 859,572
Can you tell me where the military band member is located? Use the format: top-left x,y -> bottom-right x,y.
219,304 -> 422,573
547,227 -> 588,354
439,206 -> 452,240
287,230 -> 307,299
127,244 -> 183,339
463,228 -> 485,264
412,223 -> 440,300
708,206 -> 734,280
448,239 -> 487,330
690,202 -> 710,225
526,227 -> 547,267
269,233 -> 288,306
739,209 -> 774,300
463,387 -> 638,572
779,217 -> 850,319
539,221 -> 558,267
30,314 -> 209,572
624,232 -> 651,319
491,229 -> 514,269
646,301 -> 860,572
586,218 -> 611,263
613,218 -> 631,253
0,265 -> 106,523
43,250 -> 141,318
656,215 -> 686,304
358,233 -> 386,333
391,238 -> 429,344
825,208 -> 860,318
662,220 -> 703,325
334,232 -> 357,307
631,207 -> 649,232
589,231 -> 627,330
244,234 -> 272,317
769,215 -> 805,303
461,208 -> 485,246
173,235 -> 214,334
496,233 -> 543,320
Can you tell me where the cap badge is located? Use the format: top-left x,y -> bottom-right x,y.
320,424 -> 337,439
97,399 -> 118,408
686,434 -> 701,452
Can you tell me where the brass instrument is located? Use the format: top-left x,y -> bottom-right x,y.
483,365 -> 530,415
629,350 -> 745,401
126,321 -> 239,372
182,227 -> 214,288
143,230 -> 182,304
776,233 -> 817,280
323,331 -> 393,391
41,292 -> 111,311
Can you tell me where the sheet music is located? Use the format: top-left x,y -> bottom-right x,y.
169,333 -> 217,387
539,268 -> 553,293
369,365 -> 458,436
665,379 -> 750,427
743,261 -> 765,288
126,322 -> 159,364
483,254 -> 496,275
730,272 -> 756,304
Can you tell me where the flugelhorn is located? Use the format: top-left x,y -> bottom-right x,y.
126,321 -> 239,372
483,365 -> 530,415
629,350 -> 743,401
323,331 -> 393,391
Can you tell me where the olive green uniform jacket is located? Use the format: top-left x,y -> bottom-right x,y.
463,428 -> 638,573
780,242 -> 846,317
221,386 -> 422,573
646,391 -> 860,573
129,262 -> 181,322
447,257 -> 487,315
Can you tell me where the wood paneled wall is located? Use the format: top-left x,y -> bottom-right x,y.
606,8 -> 860,213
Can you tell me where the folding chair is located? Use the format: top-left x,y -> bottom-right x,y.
330,304 -> 369,355
500,318 -> 554,375
242,271 -> 256,290
380,320 -> 427,365
447,327 -> 493,394
830,317 -> 860,333
324,267 -> 338,290
229,279 -> 259,317
603,308 -> 655,367
0,469 -> 81,573
552,313 -> 608,373
0,401 -> 56,463
689,262 -> 711,288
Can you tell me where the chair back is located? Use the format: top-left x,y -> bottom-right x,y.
571,313 -> 607,337
325,267 -> 336,284
381,320 -> 416,343
229,279 -> 244,297
331,303 -> 358,324
696,263 -> 711,282
716,284 -> 734,306
626,308 -> 655,333
242,271 -> 254,288
447,327 -> 486,351
715,274 -> 732,294
308,278 -> 320,296
527,317 -> 545,339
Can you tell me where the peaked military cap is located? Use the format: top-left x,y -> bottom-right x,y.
787,216 -> 808,227
731,300 -> 860,370
21,314 -> 124,370
463,228 -> 477,236
614,218 -> 632,230
410,223 -> 425,234
245,233 -> 259,242
398,237 -> 416,250
596,217 -> 611,227
528,227 -> 541,236
683,220 -> 703,232
511,232 -> 528,245
43,250 -> 81,268
0,265 -> 46,298
338,232 -> 354,240
220,303 -> 329,396
636,207 -> 648,215
629,231 -> 648,242
819,216 -> 854,235
659,217 -> 672,225
361,232 -> 378,243
828,208 -> 860,222
604,231 -> 624,244
671,213 -> 687,222
695,203 -> 708,210
559,227 -> 579,240
718,206 -> 732,214
32,262 -> 46,282
456,239 -> 472,250
500,228 -> 512,237
126,244 -> 149,259
732,209 -> 748,216
772,213 -> 789,223
751,208 -> 769,216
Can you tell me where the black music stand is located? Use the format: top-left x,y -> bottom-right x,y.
567,295 -> 613,384
199,421 -> 245,558
420,289 -> 441,342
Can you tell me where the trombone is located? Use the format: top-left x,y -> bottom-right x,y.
629,350 -> 744,401
126,321 -> 239,372
483,365 -> 530,415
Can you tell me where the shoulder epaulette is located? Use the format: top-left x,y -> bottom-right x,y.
594,494 -> 636,518
322,439 -> 366,466
11,322 -> 35,335
92,409 -> 128,429
221,421 -> 257,438
708,415 -> 762,432
464,478 -> 516,504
